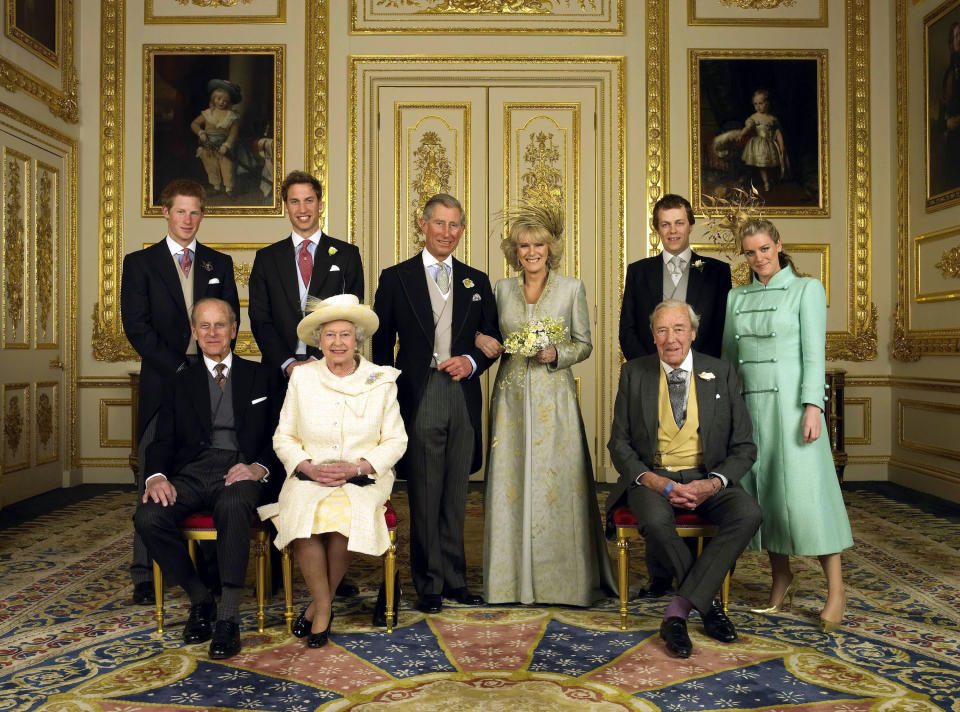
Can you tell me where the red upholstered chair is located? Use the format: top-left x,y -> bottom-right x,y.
280,499 -> 400,634
151,512 -> 272,634
612,504 -> 730,630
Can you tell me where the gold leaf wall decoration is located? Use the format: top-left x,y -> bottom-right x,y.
5,396 -> 22,454
4,157 -> 25,334
520,131 -> 564,209
935,245 -> 960,280
36,170 -> 54,341
410,131 -> 453,240
37,393 -> 53,448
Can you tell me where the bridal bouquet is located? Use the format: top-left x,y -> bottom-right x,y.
503,316 -> 568,357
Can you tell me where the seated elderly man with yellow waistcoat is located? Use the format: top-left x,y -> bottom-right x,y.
606,299 -> 761,658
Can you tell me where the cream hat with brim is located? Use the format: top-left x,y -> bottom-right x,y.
296,294 -> 379,347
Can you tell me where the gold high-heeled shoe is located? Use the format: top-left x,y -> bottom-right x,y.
818,592 -> 846,632
751,577 -> 797,614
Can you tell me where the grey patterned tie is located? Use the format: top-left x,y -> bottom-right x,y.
669,255 -> 685,282
434,263 -> 451,296
667,368 -> 687,428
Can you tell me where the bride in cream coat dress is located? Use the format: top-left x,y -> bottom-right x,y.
477,204 -> 614,606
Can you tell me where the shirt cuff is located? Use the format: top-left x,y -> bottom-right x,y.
709,472 -> 728,488
145,473 -> 167,484
251,462 -> 269,482
280,357 -> 295,374
464,354 -> 477,378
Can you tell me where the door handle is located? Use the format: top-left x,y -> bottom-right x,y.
49,359 -> 64,370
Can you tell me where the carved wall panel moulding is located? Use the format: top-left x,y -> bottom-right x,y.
145,0 -> 286,23
350,0 -> 623,33
2,150 -> 27,348
0,101 -> 80,469
913,225 -> 960,303
95,0 -> 328,361
0,0 -> 78,122
688,0 -> 827,26
35,381 -> 59,464
645,0 -> 667,258
894,0 -> 960,359
828,0 -> 876,361
35,164 -> 57,348
2,383 -> 29,474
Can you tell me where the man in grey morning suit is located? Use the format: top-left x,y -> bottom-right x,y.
372,193 -> 501,613
607,300 -> 760,658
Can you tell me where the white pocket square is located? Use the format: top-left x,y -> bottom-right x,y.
208,277 -> 220,284
329,265 -> 340,271
716,394 -> 721,399
251,396 -> 267,405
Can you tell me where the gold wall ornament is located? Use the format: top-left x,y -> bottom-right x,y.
410,130 -> 454,241
3,153 -> 26,339
719,0 -> 796,8
37,392 -> 53,447
4,395 -> 22,455
306,0 -> 328,220
372,0 -> 595,13
645,0 -> 667,255
893,303 -> 921,362
0,0 -> 78,122
35,167 -> 54,344
234,261 -> 253,287
520,131 -> 564,208
935,245 -> 960,280
174,0 -> 255,5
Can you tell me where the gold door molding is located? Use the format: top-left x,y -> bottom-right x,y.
0,101 -> 78,469
349,56 -> 623,475
894,0 -> 960,358
0,0 -> 78,122
92,0 -> 329,362
687,0 -> 828,27
349,0 -> 624,34
144,0 -> 287,23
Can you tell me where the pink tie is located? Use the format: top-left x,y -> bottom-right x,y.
298,241 -> 313,288
179,248 -> 193,277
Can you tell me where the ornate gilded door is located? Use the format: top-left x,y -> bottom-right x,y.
374,85 -> 601,476
1,128 -> 68,506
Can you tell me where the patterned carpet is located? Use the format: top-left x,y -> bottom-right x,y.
1,488 -> 958,711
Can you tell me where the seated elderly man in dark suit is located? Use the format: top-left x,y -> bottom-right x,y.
134,297 -> 283,659
607,299 -> 761,658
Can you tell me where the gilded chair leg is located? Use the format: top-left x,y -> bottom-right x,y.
152,561 -> 164,634
616,527 -> 630,631
385,531 -> 397,634
282,545 -> 293,635
255,532 -> 267,633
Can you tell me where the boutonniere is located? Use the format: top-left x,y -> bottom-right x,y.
366,372 -> 381,384
202,261 -> 213,272
698,371 -> 715,380
693,259 -> 705,272
462,278 -> 474,288
328,246 -> 337,257
472,293 -> 482,302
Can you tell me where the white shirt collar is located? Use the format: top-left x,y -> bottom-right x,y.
661,246 -> 692,266
660,349 -> 693,376
422,249 -> 453,270
166,235 -> 197,256
291,229 -> 322,247
203,352 -> 233,376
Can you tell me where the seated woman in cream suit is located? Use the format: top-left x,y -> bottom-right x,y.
259,295 -> 407,647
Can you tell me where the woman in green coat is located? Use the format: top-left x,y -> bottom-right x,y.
475,203 -> 613,606
722,218 -> 852,631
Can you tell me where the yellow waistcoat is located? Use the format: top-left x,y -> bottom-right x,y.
657,367 -> 703,468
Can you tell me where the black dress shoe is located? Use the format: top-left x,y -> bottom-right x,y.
441,587 -> 484,605
702,602 -> 738,643
416,595 -> 442,614
639,577 -> 672,598
291,607 -> 312,638
659,617 -> 693,658
208,620 -> 241,659
336,578 -> 359,597
132,581 -> 155,605
307,610 -> 333,649
182,600 -> 215,644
